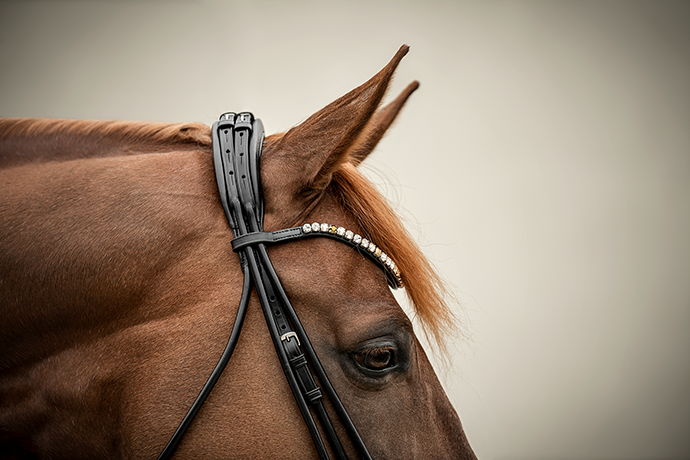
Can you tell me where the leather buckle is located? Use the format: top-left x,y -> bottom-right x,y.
280,332 -> 300,346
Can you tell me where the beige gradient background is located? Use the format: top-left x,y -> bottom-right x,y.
1,1 -> 689,459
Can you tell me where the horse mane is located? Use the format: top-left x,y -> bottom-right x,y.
0,117 -> 455,347
0,118 -> 211,168
330,163 -> 456,350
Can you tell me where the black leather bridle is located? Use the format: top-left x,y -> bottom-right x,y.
157,113 -> 402,459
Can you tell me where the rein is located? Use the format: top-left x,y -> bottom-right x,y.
157,113 -> 401,459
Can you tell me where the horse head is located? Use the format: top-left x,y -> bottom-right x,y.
0,46 -> 476,459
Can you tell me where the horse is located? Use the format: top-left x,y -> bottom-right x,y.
0,45 -> 477,459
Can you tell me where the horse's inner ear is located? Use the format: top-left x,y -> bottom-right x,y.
261,45 -> 416,224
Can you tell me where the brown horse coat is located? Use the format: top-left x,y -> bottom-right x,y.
0,46 -> 476,459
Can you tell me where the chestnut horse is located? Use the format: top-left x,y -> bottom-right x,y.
0,46 -> 476,459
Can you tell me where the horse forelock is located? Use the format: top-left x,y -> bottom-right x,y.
0,118 -> 212,168
330,162 -> 458,351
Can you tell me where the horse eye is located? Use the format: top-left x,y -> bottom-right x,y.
354,347 -> 396,371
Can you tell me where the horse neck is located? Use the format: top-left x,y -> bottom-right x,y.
0,118 -> 210,169
0,137 -> 238,372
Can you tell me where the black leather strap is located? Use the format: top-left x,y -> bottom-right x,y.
230,228 -> 303,252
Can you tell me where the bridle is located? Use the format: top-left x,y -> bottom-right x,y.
157,112 -> 402,459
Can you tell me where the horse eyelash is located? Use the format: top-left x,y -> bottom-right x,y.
361,346 -> 395,355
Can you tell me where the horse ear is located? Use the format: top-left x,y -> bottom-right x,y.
262,45 -> 412,223
348,80 -> 419,166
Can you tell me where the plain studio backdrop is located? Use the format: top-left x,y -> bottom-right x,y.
1,1 -> 689,459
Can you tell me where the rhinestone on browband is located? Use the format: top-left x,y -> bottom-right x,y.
302,222 -> 403,288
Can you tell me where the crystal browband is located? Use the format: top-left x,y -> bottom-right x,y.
230,222 -> 403,289
302,222 -> 403,288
